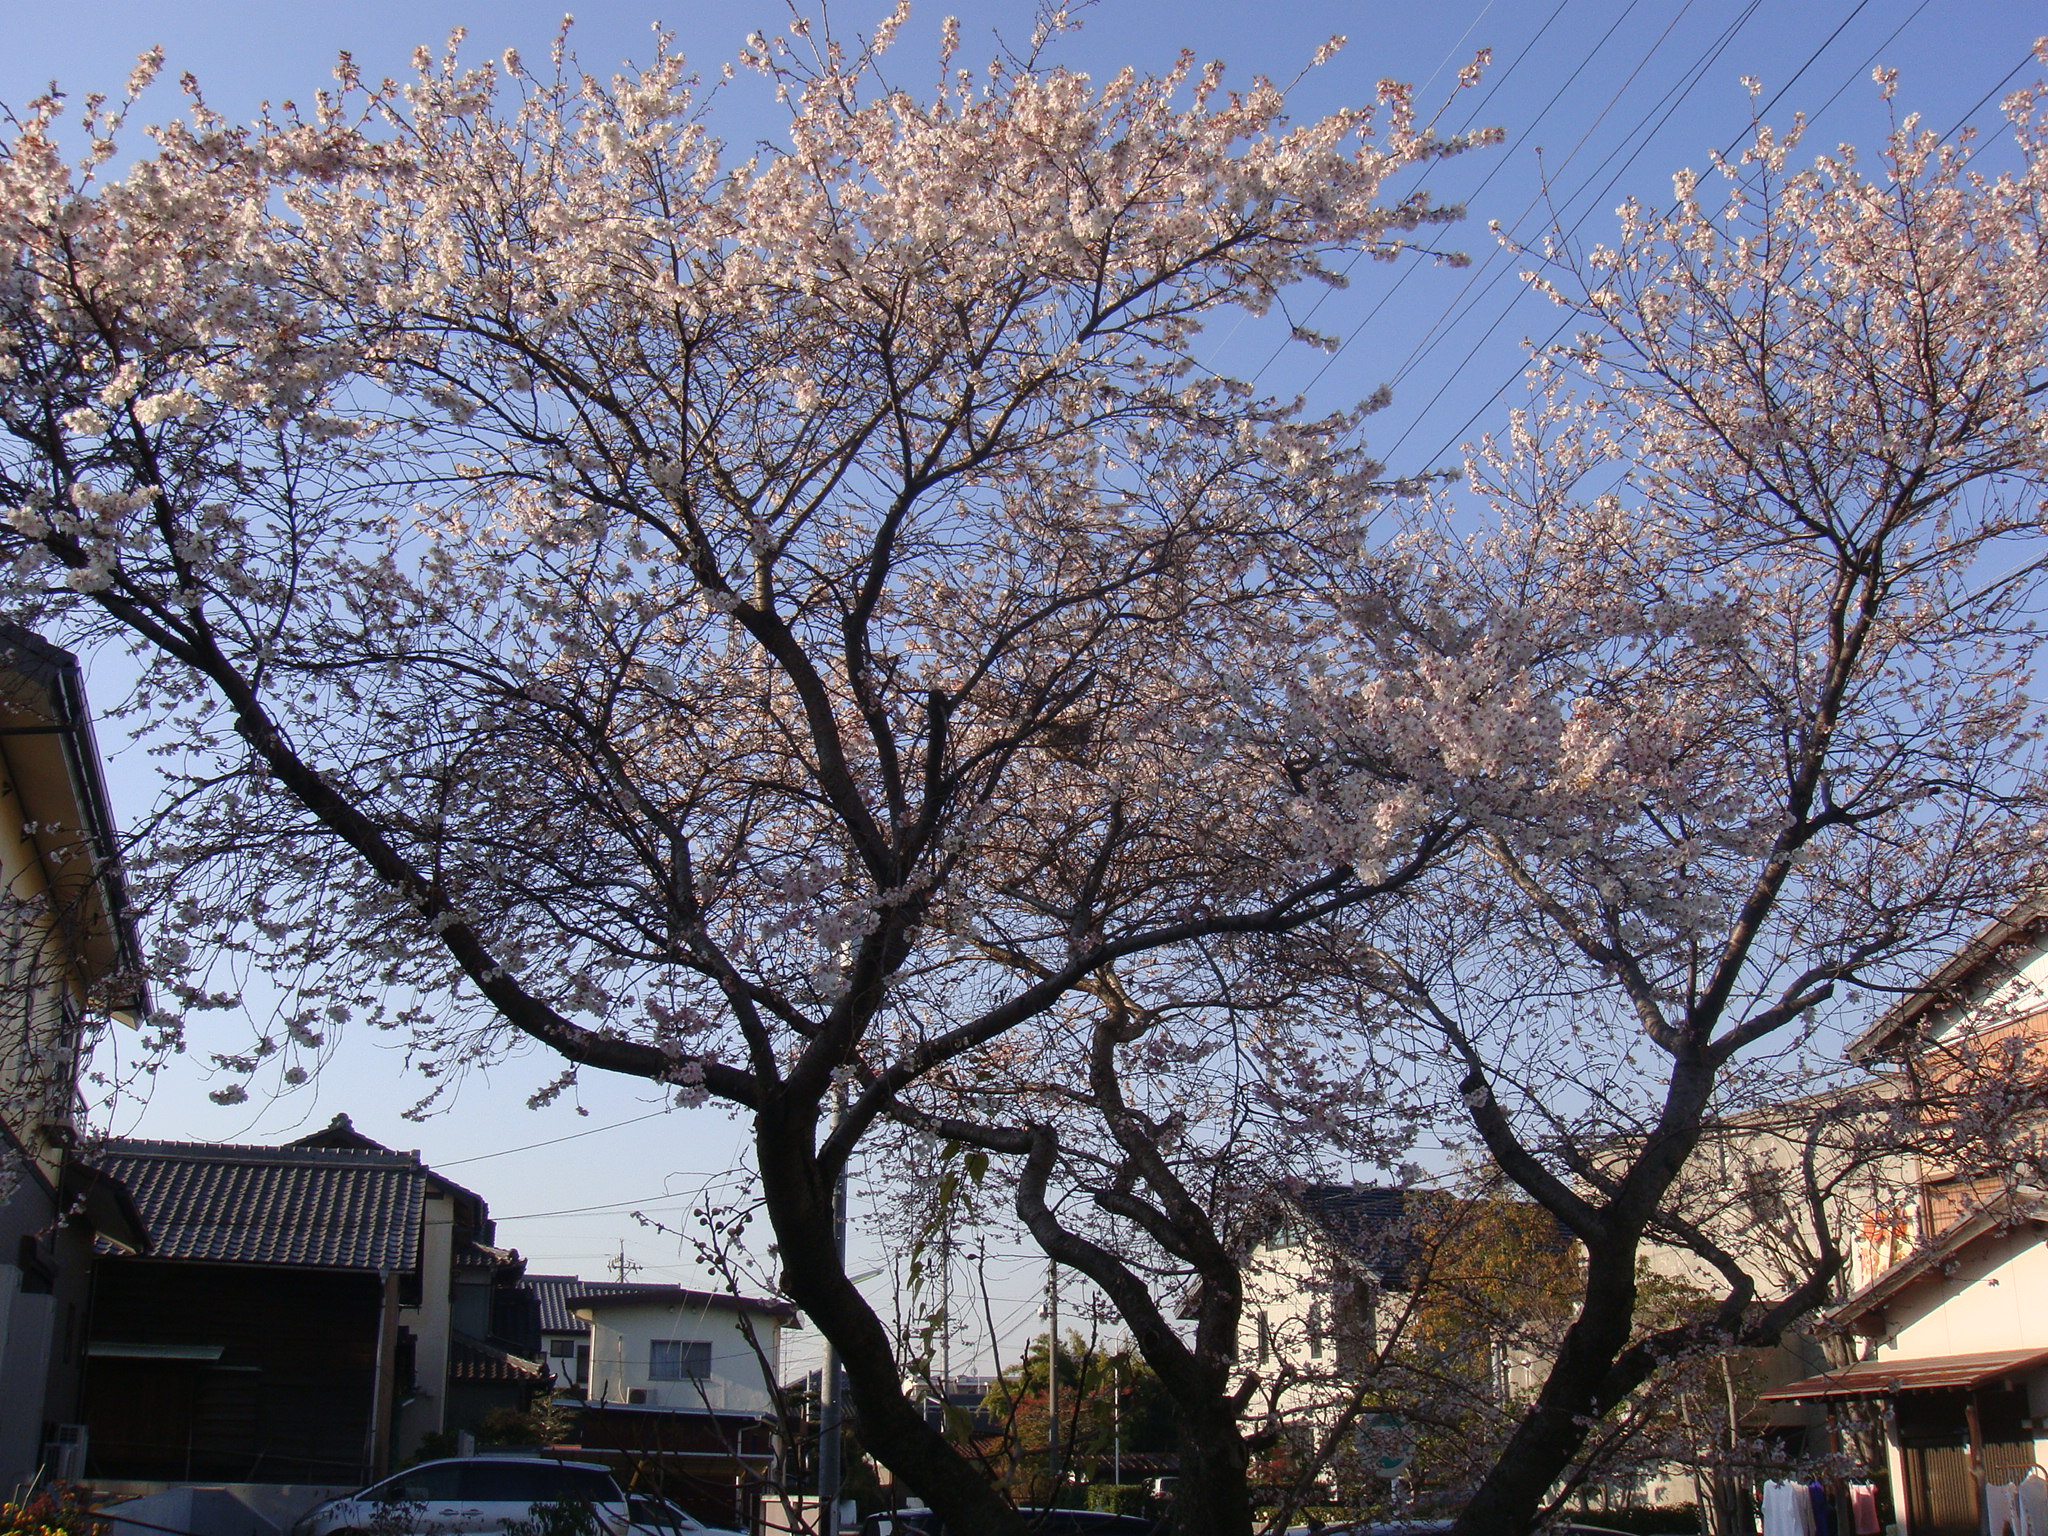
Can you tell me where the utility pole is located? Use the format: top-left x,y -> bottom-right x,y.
1112,1360 -> 1121,1488
817,1081 -> 849,1536
1045,1259 -> 1060,1502
939,1199 -> 952,1398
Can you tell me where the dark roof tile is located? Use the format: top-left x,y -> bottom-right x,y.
99,1138 -> 425,1272
522,1274 -> 649,1335
449,1334 -> 547,1384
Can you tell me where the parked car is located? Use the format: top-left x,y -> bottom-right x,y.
1285,1524 -> 1632,1535
623,1496 -> 741,1536
292,1457 -> 629,1536
860,1511 -> 1161,1535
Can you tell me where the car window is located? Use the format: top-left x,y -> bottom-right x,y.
461,1464 -> 621,1504
370,1466 -> 464,1503
629,1499 -> 699,1529
546,1468 -> 624,1505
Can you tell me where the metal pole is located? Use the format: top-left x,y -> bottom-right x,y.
1045,1261 -> 1059,1501
818,1081 -> 849,1535
1113,1361 -> 1121,1488
939,1204 -> 952,1401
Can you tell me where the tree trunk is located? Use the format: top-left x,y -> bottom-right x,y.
755,1101 -> 1028,1536
1448,1243 -> 1641,1536
1167,1395 -> 1255,1536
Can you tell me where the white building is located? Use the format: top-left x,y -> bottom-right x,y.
521,1275 -> 659,1394
1758,897 -> 2048,1536
574,1284 -> 794,1416
1237,1183 -> 1569,1498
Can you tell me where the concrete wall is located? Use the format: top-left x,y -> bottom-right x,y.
394,1188 -> 458,1456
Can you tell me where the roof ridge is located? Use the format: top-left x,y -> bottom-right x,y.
103,1136 -> 420,1166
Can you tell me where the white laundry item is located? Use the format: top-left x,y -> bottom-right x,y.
2020,1468 -> 2048,1536
1990,1480 -> 2024,1536
1763,1478 -> 1818,1536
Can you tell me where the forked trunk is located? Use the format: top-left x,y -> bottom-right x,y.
756,1103 -> 1028,1536
1448,1246 -> 1641,1536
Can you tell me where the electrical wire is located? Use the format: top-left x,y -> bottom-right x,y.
1237,0 -> 1593,391
1407,0 -> 1990,469
1355,0 -> 1769,448
1333,0 -> 1704,406
434,1106 -> 672,1167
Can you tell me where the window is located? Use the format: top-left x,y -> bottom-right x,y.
649,1339 -> 712,1381
461,1464 -> 622,1504
371,1465 -> 463,1503
550,1337 -> 576,1358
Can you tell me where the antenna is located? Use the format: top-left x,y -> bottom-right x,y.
606,1241 -> 644,1284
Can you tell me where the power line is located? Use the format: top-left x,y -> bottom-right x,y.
1365,0 -> 1773,454
434,1106 -> 671,1167
1309,0 -> 1903,457
1237,0 -> 1593,392
496,1191 -> 700,1221
1409,0 -> 1987,470
1332,0 -> 1703,405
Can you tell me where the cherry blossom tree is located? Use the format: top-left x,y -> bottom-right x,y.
1287,62 -> 2048,1533
0,14 -> 1489,1533
874,923 -> 1439,1530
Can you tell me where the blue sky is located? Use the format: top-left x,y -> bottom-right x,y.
4,0 -> 2040,1369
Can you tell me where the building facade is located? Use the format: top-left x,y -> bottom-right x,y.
0,629 -> 149,1493
575,1284 -> 790,1417
1758,898 -> 2048,1535
82,1119 -> 544,1484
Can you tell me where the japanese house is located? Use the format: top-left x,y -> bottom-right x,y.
0,629 -> 150,1492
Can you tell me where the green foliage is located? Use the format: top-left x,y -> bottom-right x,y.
1084,1486 -> 1148,1517
975,1337 -> 1175,1504
406,1430 -> 461,1466
478,1399 -> 578,1447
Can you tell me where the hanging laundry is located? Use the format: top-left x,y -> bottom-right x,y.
1763,1478 -> 1818,1536
1807,1479 -> 1834,1536
1989,1479 -> 2024,1536
2018,1467 -> 2048,1536
1847,1482 -> 1880,1536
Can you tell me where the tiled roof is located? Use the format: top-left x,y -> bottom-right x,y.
288,1113 -> 497,1220
99,1138 -> 426,1272
455,1240 -> 521,1271
566,1281 -> 798,1325
1289,1184 -> 1422,1288
449,1334 -> 548,1384
523,1274 -> 650,1335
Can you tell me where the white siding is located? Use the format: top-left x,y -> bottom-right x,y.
578,1299 -> 781,1415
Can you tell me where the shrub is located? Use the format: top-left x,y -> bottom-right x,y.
1085,1486 -> 1148,1518
0,1486 -> 107,1536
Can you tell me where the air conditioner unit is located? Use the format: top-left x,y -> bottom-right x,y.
627,1388 -> 648,1405
43,1425 -> 87,1481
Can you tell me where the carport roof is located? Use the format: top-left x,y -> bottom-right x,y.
1760,1346 -> 2048,1401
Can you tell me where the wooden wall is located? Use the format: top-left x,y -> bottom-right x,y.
84,1259 -> 384,1484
